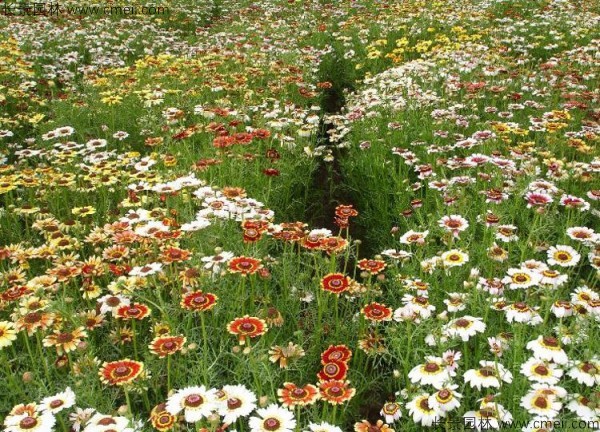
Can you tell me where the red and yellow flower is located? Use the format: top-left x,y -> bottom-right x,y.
149,335 -> 186,358
277,383 -> 319,407
227,316 -> 268,345
99,359 -> 144,386
321,273 -> 350,295
181,291 -> 218,312
228,256 -> 263,276
361,302 -> 393,322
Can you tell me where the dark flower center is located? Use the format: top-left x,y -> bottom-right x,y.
263,418 -> 281,431
424,362 -> 440,373
20,417 -> 38,429
227,398 -> 242,409
185,394 -> 204,407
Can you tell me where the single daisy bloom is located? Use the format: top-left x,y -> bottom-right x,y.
380,401 -> 402,423
99,359 -> 144,386
442,316 -> 486,342
320,273 -> 350,295
321,345 -> 352,364
520,357 -> 563,384
166,386 -> 218,423
520,391 -> 562,418
306,422 -> 343,432
248,404 -> 296,432
354,419 -> 395,432
318,361 -> 349,382
4,411 -> 56,432
567,358 -> 600,387
318,380 -> 355,405
399,230 -> 429,246
408,357 -> 452,389
218,384 -> 257,425
149,335 -> 186,358
440,249 -> 469,268
526,336 -> 569,365
406,393 -> 442,427
361,302 -> 393,322
547,245 -> 580,267
39,387 -> 76,413
0,320 -> 17,349
278,383 -> 319,407
463,360 -> 513,390
566,227 -> 597,244
503,268 -> 542,290
228,256 -> 263,276
227,316 -> 268,345
438,215 -> 469,237
181,291 -> 218,312
150,403 -> 177,432
428,385 -> 462,413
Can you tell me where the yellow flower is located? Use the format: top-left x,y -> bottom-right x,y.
72,206 -> 96,216
0,321 -> 17,349
101,95 -> 123,105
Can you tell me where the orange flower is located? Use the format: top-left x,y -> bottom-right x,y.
318,237 -> 348,254
228,256 -> 263,275
277,383 -> 319,407
361,302 -> 393,322
149,335 -> 186,358
335,204 -> 358,219
150,403 -> 176,431
227,316 -> 268,345
160,247 -> 191,264
181,291 -> 218,312
357,259 -> 387,275
115,303 -> 152,320
354,420 -> 395,432
321,273 -> 350,295
319,380 -> 356,405
99,359 -> 144,386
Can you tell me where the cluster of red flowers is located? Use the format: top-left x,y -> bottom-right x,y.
334,204 -> 358,228
316,345 -> 356,404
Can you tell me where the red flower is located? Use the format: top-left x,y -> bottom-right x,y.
99,359 -> 144,386
227,315 -> 268,345
263,168 -> 280,177
115,303 -> 152,320
321,345 -> 352,364
228,256 -> 263,276
361,302 -> 393,322
318,360 -> 348,382
320,273 -> 350,295
180,291 -> 218,312
357,259 -> 387,275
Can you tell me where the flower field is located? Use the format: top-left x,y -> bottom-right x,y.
0,0 -> 599,431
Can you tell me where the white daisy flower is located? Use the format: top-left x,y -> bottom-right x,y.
248,404 -> 296,432
39,387 -> 76,413
166,386 -> 218,423
547,245 -> 580,267
463,360 -> 513,390
218,384 -> 257,425
526,336 -> 569,365
520,357 -> 563,384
